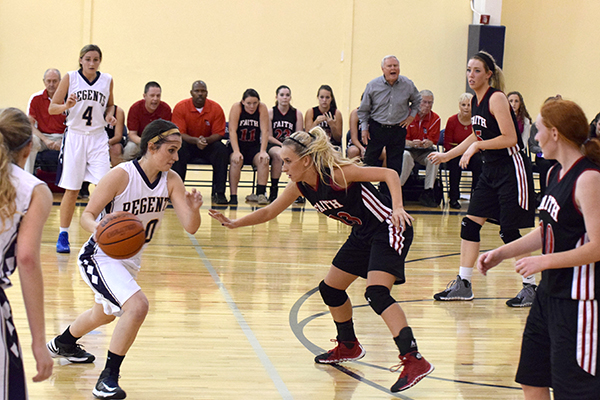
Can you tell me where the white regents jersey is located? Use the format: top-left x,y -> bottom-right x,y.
89,159 -> 170,262
0,164 -> 46,289
65,70 -> 112,133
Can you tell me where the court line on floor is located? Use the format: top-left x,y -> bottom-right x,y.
289,288 -> 522,397
187,233 -> 294,400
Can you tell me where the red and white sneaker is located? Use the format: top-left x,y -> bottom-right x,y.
390,351 -> 434,392
314,338 -> 366,364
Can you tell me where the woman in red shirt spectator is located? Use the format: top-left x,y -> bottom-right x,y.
443,93 -> 482,209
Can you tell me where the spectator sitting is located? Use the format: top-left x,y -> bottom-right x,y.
444,92 -> 482,209
400,89 -> 440,207
267,85 -> 303,202
171,80 -> 229,204
25,68 -> 66,174
346,105 -> 386,165
227,88 -> 270,205
305,85 -> 343,149
529,95 -> 561,203
507,91 -> 532,153
124,81 -> 172,160
105,104 -> 126,167
589,111 -> 600,138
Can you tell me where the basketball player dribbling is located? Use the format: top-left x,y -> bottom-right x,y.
210,127 -> 434,393
47,120 -> 203,399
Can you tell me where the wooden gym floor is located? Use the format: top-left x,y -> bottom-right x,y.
11,187 -> 539,400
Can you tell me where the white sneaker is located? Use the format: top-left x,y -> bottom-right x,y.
245,193 -> 259,202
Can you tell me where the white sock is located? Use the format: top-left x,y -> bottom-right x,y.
60,227 -> 70,234
459,267 -> 472,282
522,275 -> 536,285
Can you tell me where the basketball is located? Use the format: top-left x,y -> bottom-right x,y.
96,211 -> 146,259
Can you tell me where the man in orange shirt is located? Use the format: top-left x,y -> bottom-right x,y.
400,90 -> 440,207
172,80 -> 229,204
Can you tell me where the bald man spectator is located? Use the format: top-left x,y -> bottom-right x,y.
25,68 -> 66,174
358,55 -> 421,195
401,90 -> 441,207
124,81 -> 172,160
172,80 -> 229,204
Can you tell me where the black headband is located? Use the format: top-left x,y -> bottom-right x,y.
288,136 -> 307,148
475,52 -> 495,72
12,135 -> 32,152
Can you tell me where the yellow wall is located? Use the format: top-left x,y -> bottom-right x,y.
502,0 -> 600,119
1,0 -> 598,130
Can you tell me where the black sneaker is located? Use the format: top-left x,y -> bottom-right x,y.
506,283 -> 537,307
449,200 -> 461,209
92,369 -> 126,399
418,189 -> 438,208
211,193 -> 229,204
47,337 -> 95,363
433,275 -> 474,301
294,196 -> 305,204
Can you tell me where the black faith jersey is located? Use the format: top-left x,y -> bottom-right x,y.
539,157 -> 600,300
271,106 -> 297,141
237,104 -> 261,144
297,171 -> 393,241
471,87 -> 523,163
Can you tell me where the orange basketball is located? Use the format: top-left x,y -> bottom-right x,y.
96,211 -> 146,259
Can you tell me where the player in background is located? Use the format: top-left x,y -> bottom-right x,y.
0,108 -> 53,397
267,85 -> 304,202
228,89 -> 270,205
210,127 -> 434,393
47,120 -> 202,399
428,51 -> 536,306
478,99 -> 600,399
50,44 -> 115,254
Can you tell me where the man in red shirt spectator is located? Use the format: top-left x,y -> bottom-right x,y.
172,80 -> 229,204
401,89 -> 441,207
124,81 -> 172,160
25,68 -> 66,174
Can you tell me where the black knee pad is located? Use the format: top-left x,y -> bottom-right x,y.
318,280 -> 348,308
364,285 -> 396,315
500,229 -> 521,244
460,217 -> 482,242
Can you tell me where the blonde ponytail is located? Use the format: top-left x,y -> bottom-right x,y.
0,134 -> 16,232
0,107 -> 33,232
284,126 -> 356,188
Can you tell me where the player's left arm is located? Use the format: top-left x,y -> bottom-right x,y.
16,184 -> 53,382
104,79 -> 116,125
296,109 -> 305,132
328,109 -> 343,144
479,92 -> 518,151
259,102 -> 270,154
168,170 -> 202,234
108,106 -> 125,145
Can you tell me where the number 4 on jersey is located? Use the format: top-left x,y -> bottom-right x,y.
82,106 -> 93,126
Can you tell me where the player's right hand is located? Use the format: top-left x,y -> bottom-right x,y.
208,209 -> 236,229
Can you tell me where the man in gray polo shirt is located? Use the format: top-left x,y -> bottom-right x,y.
358,55 -> 421,194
